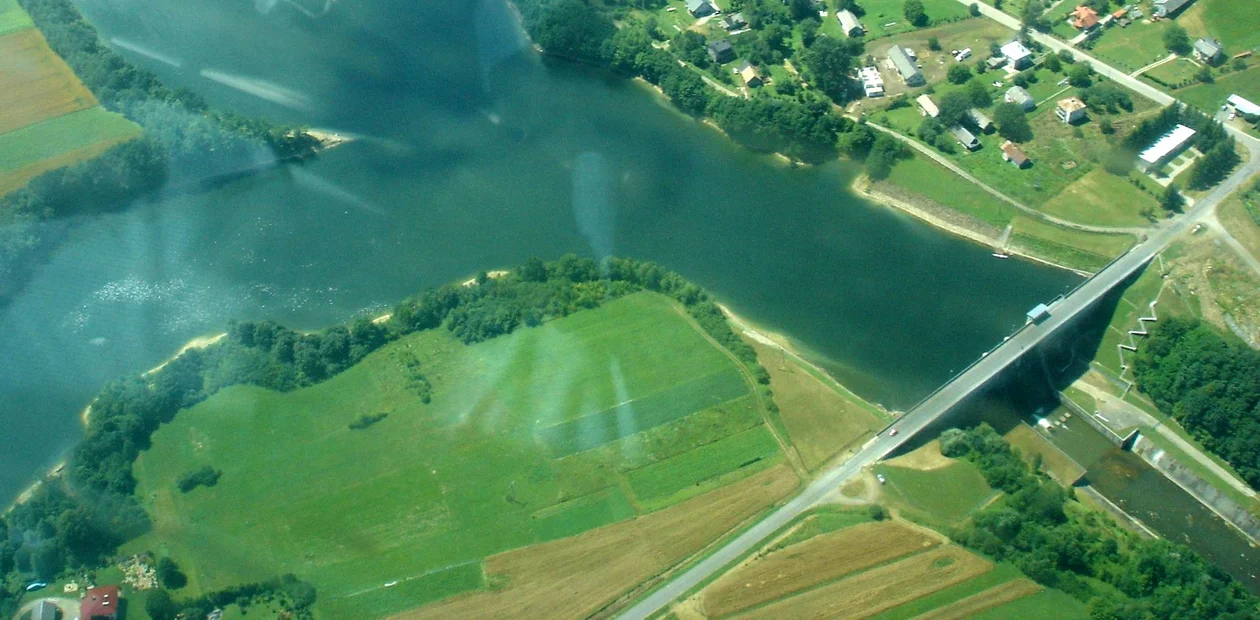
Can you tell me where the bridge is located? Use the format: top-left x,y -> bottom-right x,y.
619,95 -> 1260,620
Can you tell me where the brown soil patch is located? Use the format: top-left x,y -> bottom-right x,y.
748,339 -> 882,470
393,465 -> 799,620
884,440 -> 952,471
916,578 -> 1042,620
0,30 -> 97,134
701,521 -> 936,617
738,546 -> 992,619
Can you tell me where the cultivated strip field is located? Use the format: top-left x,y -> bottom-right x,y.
130,292 -> 794,618
0,29 -> 96,133
915,578 -> 1043,620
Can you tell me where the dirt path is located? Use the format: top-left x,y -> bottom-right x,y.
672,305 -> 808,478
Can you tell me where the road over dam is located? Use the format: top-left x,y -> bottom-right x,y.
619,141 -> 1260,619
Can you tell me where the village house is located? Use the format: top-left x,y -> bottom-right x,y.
1005,86 -> 1035,111
968,108 -> 994,133
951,125 -> 980,151
887,45 -> 924,86
1071,5 -> 1100,30
736,61 -> 763,87
1194,38 -> 1224,65
1056,97 -> 1087,124
1154,0 -> 1192,18
858,66 -> 885,97
1000,41 -> 1033,70
686,0 -> 715,18
707,39 -> 735,63
916,94 -> 940,118
837,9 -> 863,37
1001,140 -> 1031,168
82,585 -> 122,620
721,12 -> 747,31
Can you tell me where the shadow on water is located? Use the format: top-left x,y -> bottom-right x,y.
894,263 -> 1260,594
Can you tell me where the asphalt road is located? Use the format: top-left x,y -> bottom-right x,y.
619,21 -> 1260,614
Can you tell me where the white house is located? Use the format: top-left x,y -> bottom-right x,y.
1056,97 -> 1087,124
1154,0 -> 1193,17
858,66 -> 884,97
917,94 -> 940,118
1000,41 -> 1033,70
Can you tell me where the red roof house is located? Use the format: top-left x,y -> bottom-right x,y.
1071,6 -> 1099,29
82,585 -> 121,619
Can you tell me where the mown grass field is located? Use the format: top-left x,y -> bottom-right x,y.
881,153 -> 1016,228
0,0 -> 32,36
128,291 -> 788,618
876,443 -> 997,528
1009,215 -> 1136,272
0,107 -> 139,173
1178,65 -> 1260,113
1090,21 -> 1173,73
972,587 -> 1088,619
1040,169 -> 1157,227
1178,0 -> 1260,55
841,0 -> 972,40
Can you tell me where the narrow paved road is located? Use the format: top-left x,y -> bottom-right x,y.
866,122 -> 1150,235
618,20 -> 1260,615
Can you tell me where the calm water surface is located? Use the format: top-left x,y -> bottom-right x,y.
0,0 -> 1081,500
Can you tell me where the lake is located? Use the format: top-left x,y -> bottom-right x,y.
0,0 -> 1080,501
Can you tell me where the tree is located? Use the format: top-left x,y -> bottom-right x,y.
146,589 -> 179,620
1042,52 -> 1061,73
928,36 -> 941,51
1187,142 -> 1241,189
969,2 -> 981,16
800,18 -> 820,46
964,78 -> 992,107
937,90 -> 973,127
788,0 -> 816,20
994,102 -> 1033,142
865,133 -> 910,180
947,63 -> 972,84
1160,184 -> 1185,213
1195,66 -> 1214,84
904,0 -> 928,26
801,37 -> 859,103
1163,23 -> 1191,55
157,557 -> 188,589
869,504 -> 888,520
1067,63 -> 1093,87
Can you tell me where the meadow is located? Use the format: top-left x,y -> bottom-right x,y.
0,0 -> 32,37
128,291 -> 788,618
0,107 -> 138,173
876,442 -> 998,529
1178,0 -> 1260,55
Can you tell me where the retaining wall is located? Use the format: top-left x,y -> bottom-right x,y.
1131,435 -> 1260,543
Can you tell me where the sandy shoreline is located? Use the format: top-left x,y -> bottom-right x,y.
305,129 -> 355,151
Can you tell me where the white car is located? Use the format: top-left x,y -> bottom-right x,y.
889,428 -> 899,436
877,474 -> 887,485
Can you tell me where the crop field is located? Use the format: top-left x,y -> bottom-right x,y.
129,291 -> 791,618
700,520 -> 938,616
0,29 -> 98,134
919,578 -> 1043,619
972,587 -> 1088,619
749,338 -> 884,470
0,0 -> 32,36
0,108 -> 139,174
740,545 -> 993,618
402,465 -> 799,619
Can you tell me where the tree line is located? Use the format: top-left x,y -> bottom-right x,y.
0,254 -> 777,605
1108,104 -> 1239,190
1133,317 -> 1260,489
943,424 -> 1258,618
0,0 -> 323,308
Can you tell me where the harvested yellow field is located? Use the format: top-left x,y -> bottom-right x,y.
884,440 -> 952,471
0,29 -> 97,134
395,465 -> 799,619
701,521 -> 937,617
915,578 -> 1042,620
739,546 -> 992,619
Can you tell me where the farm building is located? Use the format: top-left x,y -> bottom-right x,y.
1070,6 -> 1099,30
917,94 -> 940,118
721,12 -> 747,30
1056,97 -> 1087,124
837,10 -> 863,37
887,45 -> 924,86
1005,86 -> 1035,111
1229,95 -> 1260,121
707,39 -> 735,63
1137,124 -> 1196,171
686,0 -> 715,17
736,61 -> 763,87
82,585 -> 121,619
1001,141 -> 1030,168
1000,41 -> 1033,69
859,66 -> 885,97
1194,38 -> 1224,64
1153,0 -> 1192,17
985,56 -> 1008,70
968,108 -> 994,132
951,125 -> 980,150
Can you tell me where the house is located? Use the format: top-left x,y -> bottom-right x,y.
1070,5 -> 1099,30
32,601 -> 59,620
1001,140 -> 1030,168
916,94 -> 940,118
985,55 -> 1008,70
1056,97 -> 1087,124
1194,38 -> 1224,65
686,0 -> 715,17
707,39 -> 735,63
951,125 -> 980,150
836,9 -> 863,37
1111,8 -> 1128,19
887,45 -> 924,86
1228,94 -> 1260,121
82,585 -> 121,619
968,108 -> 994,133
1138,124 -> 1197,171
1000,41 -> 1033,69
736,61 -> 763,87
1005,86 -> 1035,111
1153,0 -> 1192,17
721,12 -> 747,31
858,66 -> 885,97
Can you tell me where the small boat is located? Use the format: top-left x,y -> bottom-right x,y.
992,252 -> 1010,259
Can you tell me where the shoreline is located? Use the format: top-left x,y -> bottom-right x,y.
305,128 -> 356,151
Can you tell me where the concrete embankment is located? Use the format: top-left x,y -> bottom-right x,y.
1058,393 -> 1137,449
1130,435 -> 1260,544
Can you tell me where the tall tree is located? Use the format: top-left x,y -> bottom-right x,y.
800,37 -> 858,103
903,0 -> 928,26
994,102 -> 1033,142
1163,23 -> 1191,55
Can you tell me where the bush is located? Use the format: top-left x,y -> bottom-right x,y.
969,3 -> 980,16
947,63 -> 972,84
176,466 -> 222,493
869,504 -> 888,521
157,557 -> 188,589
349,412 -> 388,430
928,37 -> 941,51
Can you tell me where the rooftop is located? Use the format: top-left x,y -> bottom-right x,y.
1001,140 -> 1029,165
1229,94 -> 1260,116
1000,41 -> 1032,60
1057,97 -> 1086,112
1071,6 -> 1099,28
1006,86 -> 1033,102
82,585 -> 121,619
1138,124 -> 1196,165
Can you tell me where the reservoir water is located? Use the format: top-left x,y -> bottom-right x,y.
0,0 -> 1081,500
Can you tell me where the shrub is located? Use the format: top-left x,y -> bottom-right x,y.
349,412 -> 389,430
176,466 -> 222,493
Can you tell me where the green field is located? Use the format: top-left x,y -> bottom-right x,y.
1179,0 -> 1260,55
841,0 -> 971,40
0,0 -> 33,36
1177,65 -> 1260,113
1040,169 -> 1159,227
1142,57 -> 1202,89
1090,21 -> 1173,73
0,107 -> 139,173
876,459 -> 997,527
973,587 -> 1089,619
883,153 -> 1017,227
128,291 -> 783,618
1009,216 -> 1136,272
